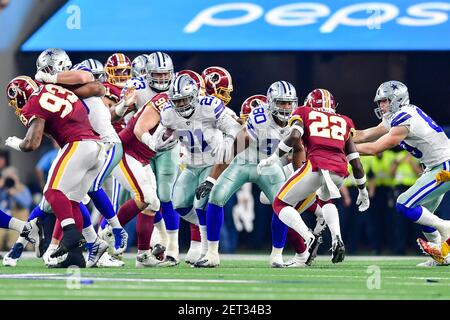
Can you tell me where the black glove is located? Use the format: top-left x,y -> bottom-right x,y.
195,180 -> 214,200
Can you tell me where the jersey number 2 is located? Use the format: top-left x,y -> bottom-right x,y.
308,111 -> 346,141
39,84 -> 78,118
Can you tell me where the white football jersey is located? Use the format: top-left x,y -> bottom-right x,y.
382,105 -> 450,169
160,95 -> 240,167
122,77 -> 159,124
83,96 -> 120,143
238,104 -> 290,164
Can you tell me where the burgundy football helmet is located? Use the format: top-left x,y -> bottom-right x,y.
6,76 -> 39,115
201,66 -> 233,105
240,94 -> 267,121
105,53 -> 132,87
304,88 -> 337,109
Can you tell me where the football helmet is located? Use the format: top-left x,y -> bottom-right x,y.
146,52 -> 174,91
201,66 -> 233,106
6,76 -> 39,115
177,70 -> 205,95
104,53 -> 132,87
304,89 -> 336,109
36,48 -> 72,75
131,54 -> 149,78
79,58 -> 106,82
240,94 -> 267,121
374,80 -> 409,119
168,74 -> 199,118
267,81 -> 297,124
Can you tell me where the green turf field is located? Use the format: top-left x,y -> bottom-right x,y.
0,255 -> 449,300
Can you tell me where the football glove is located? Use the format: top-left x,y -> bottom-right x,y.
212,136 -> 234,164
256,154 -> 278,175
436,170 -> 450,184
195,177 -> 216,200
5,136 -> 23,151
356,188 -> 370,212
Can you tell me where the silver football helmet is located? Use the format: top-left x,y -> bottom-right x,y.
79,58 -> 106,82
168,74 -> 198,118
36,48 -> 72,75
374,80 -> 409,119
146,52 -> 174,91
132,54 -> 149,78
267,81 -> 298,124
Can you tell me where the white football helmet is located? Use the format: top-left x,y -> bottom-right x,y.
267,81 -> 298,124
168,74 -> 198,118
79,58 -> 106,82
374,80 -> 409,119
146,52 -> 174,91
132,54 -> 149,78
36,48 -> 72,75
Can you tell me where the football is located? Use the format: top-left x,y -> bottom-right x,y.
162,128 -> 175,141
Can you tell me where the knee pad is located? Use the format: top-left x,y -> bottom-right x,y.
395,202 -> 422,221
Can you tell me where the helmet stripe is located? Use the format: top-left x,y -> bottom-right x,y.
156,52 -> 162,68
280,81 -> 288,95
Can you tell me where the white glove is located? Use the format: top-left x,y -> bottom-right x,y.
141,132 -> 157,151
124,87 -> 137,108
256,154 -> 278,175
35,70 -> 57,84
156,131 -> 178,151
212,136 -> 234,164
356,188 -> 370,212
5,136 -> 23,151
232,183 -> 255,232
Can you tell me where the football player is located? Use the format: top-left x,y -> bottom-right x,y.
354,81 -> 450,266
257,87 -> 370,266
194,81 -> 301,268
131,54 -> 149,78
160,74 -> 241,265
5,75 -> 108,268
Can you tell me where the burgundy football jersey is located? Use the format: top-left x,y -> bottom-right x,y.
21,84 -> 99,147
289,106 -> 355,177
103,82 -> 126,133
118,93 -> 169,164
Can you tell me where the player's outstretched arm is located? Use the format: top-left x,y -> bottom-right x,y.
345,136 -> 369,212
356,126 -> 408,155
8,118 -> 45,152
110,86 -> 136,120
134,103 -> 160,151
67,81 -> 105,99
35,70 -> 94,85
353,122 -> 388,144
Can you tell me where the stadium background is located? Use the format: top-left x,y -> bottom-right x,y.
0,0 -> 450,256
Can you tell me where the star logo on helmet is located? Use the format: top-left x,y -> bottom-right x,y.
390,83 -> 398,90
46,50 -> 54,57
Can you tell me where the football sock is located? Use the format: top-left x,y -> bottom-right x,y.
205,203 -> 223,241
117,199 -> 141,226
79,203 -> 92,229
287,227 -> 307,254
190,223 -> 201,242
279,206 -> 312,241
137,213 -> 154,251
0,209 -> 12,229
88,188 -> 116,220
44,189 -> 74,225
271,212 -> 288,249
322,203 -> 341,239
161,201 -> 180,231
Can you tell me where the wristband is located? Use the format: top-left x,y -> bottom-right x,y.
278,141 -> 292,153
346,152 -> 360,162
290,124 -> 304,137
354,175 -> 367,185
206,176 -> 217,185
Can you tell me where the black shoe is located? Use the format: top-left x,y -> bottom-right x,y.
305,234 -> 323,266
50,225 -> 86,259
331,236 -> 345,264
49,247 -> 86,268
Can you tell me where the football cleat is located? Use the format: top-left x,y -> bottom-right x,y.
184,241 -> 201,265
416,259 -> 448,267
269,254 -> 285,268
50,225 -> 86,259
20,218 -> 44,257
97,252 -> 125,267
284,251 -> 309,268
111,227 -> 128,256
49,247 -> 86,268
85,237 -> 109,268
2,243 -> 24,267
417,238 -> 450,264
151,243 -> 166,261
331,236 -> 345,264
305,233 -> 322,266
42,246 -> 61,267
313,217 -> 327,236
135,252 -> 160,268
156,255 -> 180,267
194,253 -> 220,268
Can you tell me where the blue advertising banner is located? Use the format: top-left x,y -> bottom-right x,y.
21,0 -> 450,51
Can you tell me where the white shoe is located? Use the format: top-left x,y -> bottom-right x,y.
269,254 -> 285,268
43,247 -> 62,267
156,255 -> 180,267
20,219 -> 44,257
85,237 -> 109,268
417,259 -> 441,267
97,252 -> 124,267
135,252 -> 160,268
2,243 -> 25,267
194,252 -> 220,268
99,225 -> 114,248
185,241 -> 201,265
284,251 -> 309,268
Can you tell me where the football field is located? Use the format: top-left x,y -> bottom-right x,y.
0,254 -> 449,300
